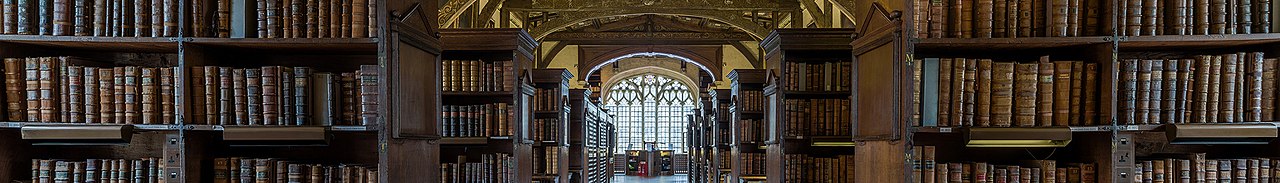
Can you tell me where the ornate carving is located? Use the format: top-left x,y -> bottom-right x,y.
438,0 -> 478,27
546,32 -> 754,40
527,10 -> 775,40
514,0 -> 798,10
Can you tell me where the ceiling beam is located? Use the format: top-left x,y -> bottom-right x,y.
546,32 -> 753,45
504,0 -> 799,11
527,10 -> 773,40
799,0 -> 833,27
439,0 -> 480,28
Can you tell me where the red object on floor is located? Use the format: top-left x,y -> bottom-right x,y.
637,161 -> 649,177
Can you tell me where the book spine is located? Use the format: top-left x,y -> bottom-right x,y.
1069,61 -> 1083,126
305,0 -> 316,37
989,62 -> 1011,127
1264,58 -> 1277,121
71,0 -> 86,35
1053,61 -> 1071,126
329,0 -> 339,38
140,68 -> 157,124
122,66 -> 138,124
1222,54 -> 1238,122
1085,63 -> 1099,125
929,0 -> 946,38
261,66 -> 279,125
246,68 -> 261,125
1193,56 -> 1211,123
1136,60 -> 1153,124
133,0 -> 148,36
294,67 -> 310,125
1120,59 -> 1138,125
161,67 -> 174,124
4,58 -> 23,121
1037,58 -> 1055,126
96,68 -> 111,123
233,68 -> 246,125
358,65 -> 377,125
339,0 -> 350,37
265,0 -> 279,37
1150,60 -> 1165,124
977,59 -> 993,126
351,0 -> 364,37
3,0 -> 15,34
1051,0 -> 1069,36
218,67 -> 233,125
37,57 -> 56,122
280,67 -> 293,124
255,0 -> 265,37
1015,63 -> 1038,127
67,66 -> 81,123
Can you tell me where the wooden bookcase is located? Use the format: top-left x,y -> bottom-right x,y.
531,68 -> 572,182
759,28 -> 856,183
0,0 -> 443,182
848,1 -> 1280,182
437,28 -> 536,183
687,93 -> 717,183
568,88 -> 615,183
709,88 -> 732,183
728,69 -> 768,182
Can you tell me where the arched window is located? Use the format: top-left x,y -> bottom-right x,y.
604,73 -> 696,153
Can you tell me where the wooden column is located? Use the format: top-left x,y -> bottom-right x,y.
851,2 -> 909,183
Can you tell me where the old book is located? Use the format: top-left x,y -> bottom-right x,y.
233,68 -> 246,125
1037,57 -> 1054,126
200,66 -> 217,124
90,0 -> 104,35
338,72 -> 354,125
323,0 -> 335,37
238,158 -> 253,183
1208,56 -> 1223,123
1192,56 -> 1211,123
67,66 -> 82,123
160,67 -> 174,124
293,67 -> 309,125
358,65 -> 377,125
922,146 -> 937,183
72,0 -> 87,35
1136,60 -> 1153,124
949,0 -> 965,37
122,67 -> 138,124
351,0 -> 365,37
280,67 -> 294,124
1237,53 -> 1246,122
23,58 -> 37,121
96,68 -> 111,123
339,0 -> 350,37
119,0 -> 134,36
1069,61 -> 1083,126
1221,54 -> 1238,122
36,57 -> 57,122
57,58 -> 67,122
1053,61 -> 1071,126
929,0 -> 946,37
365,0 -> 373,37
975,0 -> 994,38
215,0 -> 229,37
83,67 -> 98,123
1015,63 -> 1038,127
1051,0 -> 1069,36
255,0 -> 266,37
939,58 -> 952,126
262,66 -> 279,125
246,68 -> 261,125
1168,0 -> 1189,34
1126,0 -> 1143,35
976,59 -> 993,126
4,58 -> 22,121
14,0 -> 30,35
1246,53 -> 1264,121
3,0 -> 15,34
266,0 -> 279,37
1084,63 -> 1099,125
133,0 -> 149,36
139,68 -> 156,124
305,0 -> 316,37
1177,59 -> 1193,123
1210,0 -> 1227,33
190,67 -> 206,124
991,62 -> 1015,127
310,73 -> 334,126
1263,58 -> 1277,121
1162,60 -> 1180,123
1149,60 -> 1164,124
1120,59 -> 1139,125
952,58 -> 967,126
962,59 -> 977,126
1141,0 -> 1157,35
37,0 -> 50,35
254,159 -> 271,182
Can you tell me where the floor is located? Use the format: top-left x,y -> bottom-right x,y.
612,174 -> 689,183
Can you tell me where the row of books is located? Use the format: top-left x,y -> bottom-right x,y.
31,158 -> 165,183
210,157 -> 376,183
738,90 -> 766,112
1117,0 -> 1274,36
1,0 -> 181,36
782,154 -> 855,183
442,60 -> 515,92
919,57 -> 1101,127
1118,52 -> 1279,124
781,62 -> 852,92
718,150 -> 731,169
533,88 -> 562,112
189,65 -> 378,126
739,152 -> 765,175
911,146 -> 1097,183
912,0 -> 1104,38
3,57 -> 180,124
782,99 -> 851,137
532,118 -> 560,142
736,119 -> 766,143
441,103 -> 514,137
1131,153 -> 1280,183
193,0 -> 376,38
533,147 -> 560,175
441,153 -> 514,183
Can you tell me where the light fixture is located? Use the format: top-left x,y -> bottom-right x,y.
964,127 -> 1072,148
1165,123 -> 1278,145
810,141 -> 857,147
223,126 -> 330,145
22,124 -> 134,145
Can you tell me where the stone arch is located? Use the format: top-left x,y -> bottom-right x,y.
579,45 -> 722,82
529,11 -> 770,40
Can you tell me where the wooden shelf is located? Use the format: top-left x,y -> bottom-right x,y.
0,122 -> 179,131
0,35 -> 178,52
186,37 -> 378,53
441,91 -> 517,97
183,125 -> 376,132
1118,34 -> 1280,49
912,126 -> 1112,133
914,37 -> 1109,50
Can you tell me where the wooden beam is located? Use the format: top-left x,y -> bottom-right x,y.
439,0 -> 479,28
544,32 -> 754,45
800,0 -> 833,27
539,42 -> 569,68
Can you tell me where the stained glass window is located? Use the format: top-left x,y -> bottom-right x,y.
604,73 -> 696,153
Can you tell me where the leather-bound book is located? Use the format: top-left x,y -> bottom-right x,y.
1008,0 -> 1021,37
95,68 -> 110,123
365,0 -> 373,37
1207,56 -> 1223,123
218,67 -> 233,125
139,67 -> 155,124
36,57 -> 57,122
23,58 -> 37,121
1120,59 -> 1139,125
253,159 -> 272,182
83,67 -> 97,123
261,66 -> 279,125
15,0 -> 31,34
1015,63 -> 1038,127
1037,58 -> 1055,126
232,68 -> 246,125
1163,60 -> 1180,123
280,67 -> 293,124
1085,63 -> 1099,125
214,0 -> 228,37
293,67 -> 310,125
310,73 -> 333,126
4,0 -> 15,34
190,67 -> 206,124
57,58 -> 67,122
255,0 -> 265,37
67,66 -> 82,123
1256,0 -> 1271,33
976,59 -> 993,126
200,66 -> 218,124
1069,0 -> 1081,36
1053,61 -> 1071,126
358,65 -> 377,125
1263,58 -> 1276,121
1127,0 -> 1143,35
71,0 -> 86,35
1193,0 -> 1209,34
1192,56 -> 1211,123
351,0 -> 365,37
160,67 -> 174,124
119,0 -> 133,36
246,68 -> 261,125
265,0 -> 280,38
938,58 -> 952,126
305,0 -> 316,37
1135,60 -> 1152,124
282,0 -> 294,38
992,0 -> 1006,37
1210,0 -> 1227,33
148,0 -> 160,36
1069,61 -> 1083,126
315,0 -> 328,37
338,72 -> 354,125
976,0 -> 994,38
952,58 -> 967,126
1051,0 -> 1069,36
133,0 -> 148,36
1119,0 -> 1129,35
122,66 -> 138,124
1240,0 -> 1253,33
4,58 -> 23,121
1034,0 -> 1045,36
1245,52 -> 1264,121
1236,53 -> 1247,122
38,0 -> 50,35
328,0 -> 340,38
963,59 -> 977,126
1175,59 -> 1190,123
991,62 -> 1015,127
191,0 -> 209,37
89,0 -> 103,35
1141,0 -> 1157,35
1168,0 -> 1189,35
1149,60 -> 1164,124
1221,54 -> 1238,122
949,0 -> 965,37
339,0 -> 350,37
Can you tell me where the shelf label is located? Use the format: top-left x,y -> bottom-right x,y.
938,127 -> 953,133
1125,125 -> 1138,131
213,125 -> 225,131
6,122 -> 20,128
1069,126 -> 1099,131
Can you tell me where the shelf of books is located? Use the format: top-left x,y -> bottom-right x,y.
727,69 -> 768,182
758,28 -> 856,183
437,28 -> 537,183
531,68 -> 572,182
687,92 -> 718,183
708,88 -> 732,183
0,0 -> 444,182
568,88 -> 615,183
865,0 -> 1280,181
